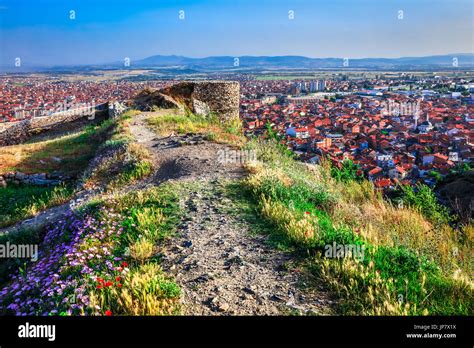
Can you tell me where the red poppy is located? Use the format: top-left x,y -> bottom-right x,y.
105,310 -> 112,316
97,285 -> 102,289
105,281 -> 113,287
96,277 -> 104,283
305,211 -> 310,215
121,261 -> 128,267
116,277 -> 121,282
117,283 -> 122,288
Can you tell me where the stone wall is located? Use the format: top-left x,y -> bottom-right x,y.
0,172 -> 70,188
108,101 -> 128,118
135,81 -> 240,122
0,103 -> 110,147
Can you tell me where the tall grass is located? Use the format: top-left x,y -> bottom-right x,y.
239,138 -> 473,315
83,184 -> 183,315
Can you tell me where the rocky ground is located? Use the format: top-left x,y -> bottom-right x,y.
1,111 -> 334,315
130,112 -> 334,315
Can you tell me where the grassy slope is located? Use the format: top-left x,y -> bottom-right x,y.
0,111 -> 176,316
0,184 -> 73,228
146,110 -> 245,147
236,139 -> 473,315
0,109 -> 152,229
1,111 -> 471,316
0,121 -> 115,229
0,123 -> 111,176
0,183 -> 183,315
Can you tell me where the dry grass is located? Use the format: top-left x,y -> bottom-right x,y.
317,161 -> 471,274
129,238 -> 155,263
0,123 -> 110,176
89,263 -> 180,316
146,111 -> 246,147
241,140 -> 473,315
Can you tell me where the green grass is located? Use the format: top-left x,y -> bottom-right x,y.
84,183 -> 184,315
82,112 -> 153,190
0,119 -> 120,228
233,138 -> 473,315
0,227 -> 42,287
108,160 -> 152,189
0,184 -> 74,228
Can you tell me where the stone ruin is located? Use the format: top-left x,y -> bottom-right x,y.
134,81 -> 240,122
0,81 -> 240,147
0,101 -> 124,147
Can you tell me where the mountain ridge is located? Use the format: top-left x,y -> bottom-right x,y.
2,53 -> 473,72
135,53 -> 474,69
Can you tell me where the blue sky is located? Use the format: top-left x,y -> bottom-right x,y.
0,0 -> 472,66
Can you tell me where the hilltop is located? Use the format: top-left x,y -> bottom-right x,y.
0,82 -> 472,316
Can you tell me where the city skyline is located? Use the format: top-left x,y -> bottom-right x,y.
0,0 -> 473,66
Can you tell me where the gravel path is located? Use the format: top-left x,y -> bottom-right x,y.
130,112 -> 334,315
2,111 -> 334,315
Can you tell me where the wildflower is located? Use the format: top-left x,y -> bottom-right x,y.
121,261 -> 128,267
105,281 -> 113,287
105,310 -> 112,316
97,285 -> 102,289
115,277 -> 121,282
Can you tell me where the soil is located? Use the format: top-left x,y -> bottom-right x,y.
1,111 -> 334,315
129,111 -> 334,315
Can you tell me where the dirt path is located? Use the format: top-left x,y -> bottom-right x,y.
130,112 -> 334,315
129,112 -> 245,185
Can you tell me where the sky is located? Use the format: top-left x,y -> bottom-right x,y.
0,0 -> 473,66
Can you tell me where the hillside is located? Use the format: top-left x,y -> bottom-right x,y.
0,102 -> 472,316
134,54 -> 474,69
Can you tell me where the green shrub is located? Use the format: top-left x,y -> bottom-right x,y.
331,160 -> 364,183
400,184 -> 451,226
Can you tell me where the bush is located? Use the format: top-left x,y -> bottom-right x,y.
330,160 -> 364,183
399,184 -> 451,226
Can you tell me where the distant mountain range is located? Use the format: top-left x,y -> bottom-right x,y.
2,53 -> 473,73
133,53 -> 474,70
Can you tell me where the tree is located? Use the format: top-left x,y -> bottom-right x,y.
331,160 -> 364,183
